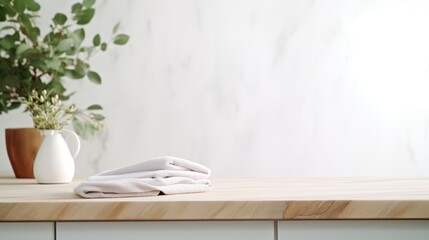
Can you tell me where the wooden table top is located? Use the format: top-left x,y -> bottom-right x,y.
1,177 -> 429,221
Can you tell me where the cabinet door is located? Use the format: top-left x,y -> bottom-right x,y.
278,220 -> 429,240
0,222 -> 54,240
57,221 -> 273,240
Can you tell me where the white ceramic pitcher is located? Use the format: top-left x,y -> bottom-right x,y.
33,129 -> 80,184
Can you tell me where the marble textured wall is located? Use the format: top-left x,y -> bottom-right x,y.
2,0 -> 429,177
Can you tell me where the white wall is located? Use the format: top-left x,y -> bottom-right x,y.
2,0 -> 429,177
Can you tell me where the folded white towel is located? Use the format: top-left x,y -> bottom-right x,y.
74,156 -> 211,198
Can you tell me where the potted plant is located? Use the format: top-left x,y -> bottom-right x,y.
17,89 -> 82,183
0,0 -> 129,178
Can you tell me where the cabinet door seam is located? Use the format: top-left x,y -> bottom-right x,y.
274,220 -> 278,240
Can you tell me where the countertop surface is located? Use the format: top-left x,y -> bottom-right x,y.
1,177 -> 429,221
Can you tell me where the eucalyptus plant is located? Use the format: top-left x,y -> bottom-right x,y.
0,0 -> 129,139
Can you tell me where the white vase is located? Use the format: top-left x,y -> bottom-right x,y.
33,129 -> 80,184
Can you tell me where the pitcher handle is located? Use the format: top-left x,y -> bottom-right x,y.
61,129 -> 81,159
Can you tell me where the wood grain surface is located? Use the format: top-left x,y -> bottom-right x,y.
0,178 -> 428,221
5,128 -> 43,178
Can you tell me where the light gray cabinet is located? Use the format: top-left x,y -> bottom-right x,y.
0,222 -> 54,240
278,220 -> 429,240
57,221 -> 274,240
3,220 -> 429,240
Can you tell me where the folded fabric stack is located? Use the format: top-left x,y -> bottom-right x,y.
74,156 -> 211,198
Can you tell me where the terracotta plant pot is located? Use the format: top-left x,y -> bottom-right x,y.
5,128 -> 43,178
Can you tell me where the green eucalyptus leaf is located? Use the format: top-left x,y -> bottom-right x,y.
82,46 -> 94,55
71,28 -> 85,50
26,0 -> 40,11
92,34 -> 100,46
14,0 -> 26,13
65,47 -> 77,56
53,13 -> 67,25
46,59 -> 62,71
20,48 -> 41,58
64,69 -> 84,79
113,34 -> 129,45
100,42 -> 107,51
83,0 -> 96,8
74,28 -> 85,41
18,13 -> 37,42
73,120 -> 87,138
16,43 -> 31,56
43,32 -> 53,44
74,8 -> 95,25
56,38 -> 74,52
29,26 -> 40,41
71,3 -> 82,13
0,7 -> 6,21
72,120 -> 84,133
1,35 -> 15,49
91,113 -> 105,121
87,104 -> 102,110
32,27 -> 40,35
31,59 -> 47,71
4,5 -> 16,17
46,80 -> 66,96
77,59 -> 90,70
87,71 -> 101,84
19,13 -> 32,30
112,22 -> 120,34
75,61 -> 87,76
72,119 -> 95,140
64,64 -> 86,79
60,58 -> 74,66
0,26 -> 16,32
